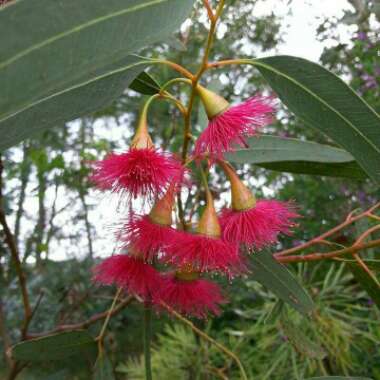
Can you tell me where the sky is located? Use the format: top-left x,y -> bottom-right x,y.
256,0 -> 353,61
19,0 -> 355,262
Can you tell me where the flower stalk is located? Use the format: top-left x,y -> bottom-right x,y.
143,303 -> 153,380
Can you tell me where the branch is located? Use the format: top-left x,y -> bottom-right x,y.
162,302 -> 248,380
0,156 -> 32,337
14,143 -> 30,249
275,202 -> 380,257
26,295 -> 134,339
277,238 -> 380,263
0,300 -> 12,368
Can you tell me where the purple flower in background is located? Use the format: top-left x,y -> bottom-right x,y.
357,31 -> 367,41
357,191 -> 367,205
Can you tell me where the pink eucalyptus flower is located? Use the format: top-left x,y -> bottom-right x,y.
195,95 -> 275,159
163,230 -> 242,275
121,213 -> 177,261
93,254 -> 161,299
91,148 -> 183,200
155,274 -> 225,318
220,200 -> 299,250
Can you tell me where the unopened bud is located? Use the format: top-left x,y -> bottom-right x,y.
197,84 -> 230,120
131,109 -> 154,149
219,161 -> 256,211
197,190 -> 221,237
149,185 -> 176,226
175,269 -> 199,281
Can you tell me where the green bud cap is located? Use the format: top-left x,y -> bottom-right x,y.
175,270 -> 199,282
149,185 -> 175,226
219,161 -> 256,211
130,108 -> 154,149
197,190 -> 221,237
197,84 -> 230,119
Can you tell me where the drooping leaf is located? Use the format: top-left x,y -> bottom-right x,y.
346,261 -> 380,309
0,0 -> 195,149
0,56 -> 147,150
250,56 -> 380,184
11,330 -> 96,361
129,71 -> 161,95
225,135 -> 367,179
250,251 -> 314,315
94,355 -> 115,380
280,314 -> 326,359
337,259 -> 380,272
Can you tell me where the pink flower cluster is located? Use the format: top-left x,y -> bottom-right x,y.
91,93 -> 298,318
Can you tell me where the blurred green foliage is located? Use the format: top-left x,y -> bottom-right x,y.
0,0 -> 379,379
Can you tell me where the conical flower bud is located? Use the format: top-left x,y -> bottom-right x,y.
149,185 -> 176,226
197,190 -> 221,237
175,269 -> 200,281
219,161 -> 256,211
131,108 -> 154,149
197,84 -> 230,119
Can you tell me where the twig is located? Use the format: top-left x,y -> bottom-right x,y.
163,303 -> 248,380
178,0 -> 225,229
0,300 -> 12,368
27,295 -> 133,339
275,202 -> 380,257
0,157 -> 32,338
203,0 -> 215,21
96,288 -> 122,355
352,253 -> 380,286
277,238 -> 380,263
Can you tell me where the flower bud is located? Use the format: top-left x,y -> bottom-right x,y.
129,244 -> 144,259
175,269 -> 199,281
197,84 -> 230,119
149,185 -> 175,226
197,190 -> 221,237
131,109 -> 154,149
219,161 -> 256,211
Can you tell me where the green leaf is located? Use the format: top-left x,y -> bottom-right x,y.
129,71 -> 161,95
280,314 -> 326,359
346,261 -> 380,309
250,56 -> 380,184
0,0 -> 195,150
337,259 -> 380,272
250,251 -> 315,315
306,377 -> 373,380
225,135 -> 367,179
94,355 -> 115,380
0,56 -> 146,151
11,330 -> 96,361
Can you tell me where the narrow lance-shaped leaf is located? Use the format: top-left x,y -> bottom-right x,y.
11,330 -> 97,361
0,56 -> 148,150
250,250 -> 315,315
0,0 -> 195,149
225,135 -> 367,179
249,56 -> 380,184
344,219 -> 380,309
346,261 -> 380,309
280,312 -> 326,359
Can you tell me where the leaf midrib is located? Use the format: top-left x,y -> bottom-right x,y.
251,60 -> 380,156
0,0 -> 168,71
254,256 -> 309,309
232,146 -> 353,160
0,59 -> 149,124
